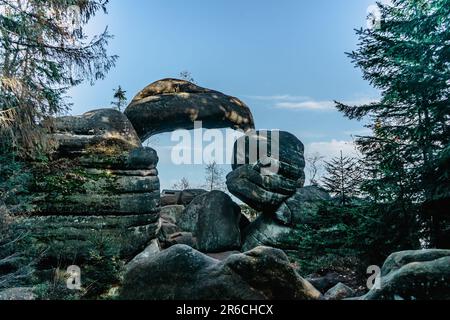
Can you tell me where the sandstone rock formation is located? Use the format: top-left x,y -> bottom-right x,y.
380,249 -> 450,277
161,189 -> 207,207
177,191 -> 242,253
360,249 -> 450,300
224,131 -> 331,267
16,109 -> 161,270
324,283 -> 356,300
227,131 -> 305,212
242,186 -> 329,253
241,214 -> 295,252
5,79 -> 447,302
48,108 -> 141,157
120,245 -> 322,300
124,79 -> 255,141
306,272 -> 348,293
274,186 -> 331,225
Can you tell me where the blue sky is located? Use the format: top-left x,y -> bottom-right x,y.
68,0 -> 380,189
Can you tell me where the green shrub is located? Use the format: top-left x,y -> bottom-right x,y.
292,201 -> 421,277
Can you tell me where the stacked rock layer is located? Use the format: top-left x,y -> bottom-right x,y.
16,109 -> 161,266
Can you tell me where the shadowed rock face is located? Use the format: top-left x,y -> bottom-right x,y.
178,191 -> 242,253
120,245 -> 322,300
227,131 -> 306,212
124,79 -> 255,141
17,109 -> 162,275
49,108 -> 142,157
360,250 -> 450,300
274,186 -> 331,225
324,283 -> 356,300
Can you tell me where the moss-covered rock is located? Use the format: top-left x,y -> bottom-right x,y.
15,214 -> 160,264
48,109 -> 142,157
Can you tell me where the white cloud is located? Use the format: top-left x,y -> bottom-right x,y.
276,100 -> 335,111
276,98 -> 378,112
303,140 -> 362,185
247,93 -> 379,112
306,140 -> 360,160
246,94 -> 310,102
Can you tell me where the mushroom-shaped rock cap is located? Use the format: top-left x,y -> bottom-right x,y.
49,108 -> 142,156
124,79 -> 255,141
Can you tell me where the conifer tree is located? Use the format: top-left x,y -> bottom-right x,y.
111,85 -> 127,112
322,151 -> 362,206
335,0 -> 450,247
0,0 -> 117,155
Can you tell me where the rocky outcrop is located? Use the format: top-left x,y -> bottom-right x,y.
274,186 -> 331,225
48,108 -> 141,157
242,214 -> 295,252
178,191 -> 242,253
14,214 -> 160,265
360,250 -> 450,300
380,249 -> 450,277
32,159 -> 160,216
306,272 -> 348,293
30,147 -> 160,217
161,189 -> 207,207
324,283 -> 356,300
227,131 -> 305,212
125,239 -> 161,272
16,109 -> 161,273
242,186 -> 330,253
226,131 -> 328,265
124,79 -> 255,140
120,245 -> 322,300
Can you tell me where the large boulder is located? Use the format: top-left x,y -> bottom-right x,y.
14,213 -> 160,265
120,245 -> 322,300
13,109 -> 163,295
48,108 -> 142,157
380,249 -> 450,277
178,191 -> 241,253
242,187 -> 331,256
274,186 -> 331,225
361,250 -> 450,300
232,130 -> 306,180
125,239 -> 161,273
306,272 -> 348,293
227,131 -> 305,212
34,109 -> 161,217
160,205 -> 185,224
31,149 -> 160,216
242,214 -> 296,252
324,283 -> 356,300
124,79 -> 255,141
161,189 -> 207,207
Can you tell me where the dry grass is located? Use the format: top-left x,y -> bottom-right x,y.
0,109 -> 16,129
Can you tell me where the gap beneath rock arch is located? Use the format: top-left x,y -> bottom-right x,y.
144,128 -> 243,192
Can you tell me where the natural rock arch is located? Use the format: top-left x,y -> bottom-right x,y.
124,79 -> 255,141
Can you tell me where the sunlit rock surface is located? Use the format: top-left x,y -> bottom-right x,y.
124,79 -> 255,140
47,108 -> 141,157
